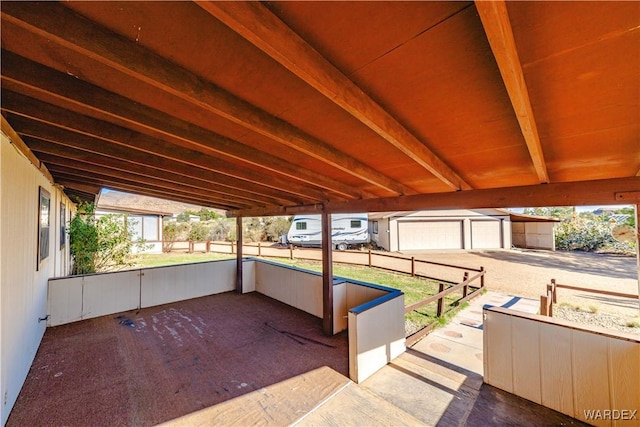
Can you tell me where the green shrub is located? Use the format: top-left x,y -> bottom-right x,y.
69,202 -> 141,274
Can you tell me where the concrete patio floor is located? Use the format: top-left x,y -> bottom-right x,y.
8,290 -> 587,426
298,291 -> 587,426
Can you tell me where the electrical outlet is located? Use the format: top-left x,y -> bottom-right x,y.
4,389 -> 7,405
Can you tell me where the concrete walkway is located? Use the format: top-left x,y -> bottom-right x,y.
348,291 -> 587,426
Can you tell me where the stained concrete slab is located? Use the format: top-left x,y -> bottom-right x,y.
295,382 -> 424,426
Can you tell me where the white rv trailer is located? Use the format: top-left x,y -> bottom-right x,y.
286,213 -> 369,250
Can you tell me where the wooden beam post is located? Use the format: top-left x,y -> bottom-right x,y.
236,216 -> 243,294
321,210 -> 334,336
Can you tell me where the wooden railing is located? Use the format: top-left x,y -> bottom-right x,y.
540,278 -> 639,316
404,269 -> 486,345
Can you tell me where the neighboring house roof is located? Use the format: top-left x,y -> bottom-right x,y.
97,190 -> 214,216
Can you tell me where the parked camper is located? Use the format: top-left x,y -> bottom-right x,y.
287,213 -> 369,250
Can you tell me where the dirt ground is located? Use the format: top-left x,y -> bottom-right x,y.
396,248 -> 639,320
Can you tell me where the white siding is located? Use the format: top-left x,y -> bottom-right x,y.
1,132 -> 73,425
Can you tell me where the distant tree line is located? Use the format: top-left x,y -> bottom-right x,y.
163,210 -> 292,249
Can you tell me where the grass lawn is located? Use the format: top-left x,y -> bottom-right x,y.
134,251 -> 233,268
134,252 -> 472,334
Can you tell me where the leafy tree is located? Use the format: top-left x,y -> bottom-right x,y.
209,217 -> 234,241
68,203 -> 99,274
244,217 -> 264,242
523,207 -> 574,218
264,216 -> 292,242
188,222 -> 209,241
163,221 -> 189,251
555,215 -> 617,252
196,208 -> 219,221
176,211 -> 192,222
69,202 -> 142,274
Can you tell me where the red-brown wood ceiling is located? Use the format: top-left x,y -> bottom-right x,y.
1,1 -> 638,215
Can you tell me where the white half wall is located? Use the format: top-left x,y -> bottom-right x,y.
484,307 -> 640,426
48,259 -> 240,327
348,292 -> 406,383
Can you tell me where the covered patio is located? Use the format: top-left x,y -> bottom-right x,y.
8,287 -> 586,426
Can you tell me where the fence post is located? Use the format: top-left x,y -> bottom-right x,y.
368,249 -> 372,268
480,266 -> 485,288
289,244 -> 294,259
551,278 -> 557,303
463,272 -> 469,298
437,283 -> 445,317
231,241 -> 235,254
188,240 -> 194,253
540,294 -> 549,316
206,240 -> 211,253
258,242 -> 261,257
411,256 -> 415,277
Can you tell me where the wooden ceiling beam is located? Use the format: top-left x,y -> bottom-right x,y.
34,151 -> 262,209
1,2 -> 411,196
28,142 -> 281,206
1,93 -> 327,203
57,176 -> 236,211
476,0 -> 549,184
5,114 -> 303,206
229,177 -> 640,217
48,165 -> 252,211
52,169 -> 247,209
198,1 -> 472,192
0,50 -> 367,200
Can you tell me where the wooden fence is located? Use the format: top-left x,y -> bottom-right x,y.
540,278 -> 639,316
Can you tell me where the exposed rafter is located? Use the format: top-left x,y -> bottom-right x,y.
33,151 -> 269,208
1,2 -> 413,197
476,0 -> 549,184
197,1 -> 471,192
0,50 -> 368,201
1,92 -> 330,204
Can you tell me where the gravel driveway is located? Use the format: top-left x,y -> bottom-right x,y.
398,248 -> 639,322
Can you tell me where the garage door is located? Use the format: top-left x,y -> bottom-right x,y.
471,220 -> 502,249
397,221 -> 462,250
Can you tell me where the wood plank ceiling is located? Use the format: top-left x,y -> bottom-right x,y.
1,1 -> 639,216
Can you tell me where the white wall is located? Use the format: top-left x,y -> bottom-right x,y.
1,132 -> 73,425
484,307 -> 639,426
348,293 -> 406,383
512,222 -> 555,250
48,259 -> 239,326
255,261 -> 323,318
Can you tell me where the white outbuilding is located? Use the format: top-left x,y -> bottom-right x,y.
369,209 -> 558,252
